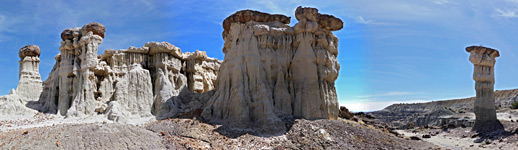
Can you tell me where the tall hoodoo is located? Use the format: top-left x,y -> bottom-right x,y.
201,6 -> 342,134
466,46 -> 504,132
17,45 -> 43,102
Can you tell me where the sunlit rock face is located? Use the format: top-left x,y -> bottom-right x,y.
201,6 -> 342,134
37,22 -> 221,121
17,45 -> 43,102
466,46 -> 504,132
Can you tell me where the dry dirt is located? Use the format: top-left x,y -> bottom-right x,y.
0,116 -> 439,150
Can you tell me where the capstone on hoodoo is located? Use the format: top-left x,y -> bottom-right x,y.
35,22 -> 220,121
201,6 -> 342,134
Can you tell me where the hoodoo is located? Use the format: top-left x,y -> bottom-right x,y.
466,46 -> 504,132
201,6 -> 342,134
17,45 -> 43,102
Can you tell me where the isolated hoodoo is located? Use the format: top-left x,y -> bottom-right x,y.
17,45 -> 43,102
466,46 -> 504,132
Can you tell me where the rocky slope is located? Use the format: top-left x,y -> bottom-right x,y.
0,117 -> 439,150
369,89 -> 518,128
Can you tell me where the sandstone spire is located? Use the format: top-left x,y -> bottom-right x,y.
466,46 -> 504,132
16,45 -> 43,102
201,6 -> 342,134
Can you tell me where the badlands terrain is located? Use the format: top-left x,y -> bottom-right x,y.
0,6 -> 517,150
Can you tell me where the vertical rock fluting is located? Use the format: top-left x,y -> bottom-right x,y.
466,46 -> 504,132
201,7 -> 342,134
37,22 -> 221,121
17,45 -> 43,102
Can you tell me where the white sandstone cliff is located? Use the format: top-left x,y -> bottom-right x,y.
36,22 -> 221,121
201,6 -> 342,134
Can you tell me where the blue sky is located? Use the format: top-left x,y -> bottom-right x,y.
0,0 -> 517,112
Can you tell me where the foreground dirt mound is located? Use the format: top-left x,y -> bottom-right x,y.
0,123 -> 164,150
0,118 -> 438,149
146,118 -> 438,149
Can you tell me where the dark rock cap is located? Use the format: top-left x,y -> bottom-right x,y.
61,28 -> 80,41
81,22 -> 106,38
19,45 -> 41,59
295,6 -> 343,31
466,46 -> 500,57
223,10 -> 291,36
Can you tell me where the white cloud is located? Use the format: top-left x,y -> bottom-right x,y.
433,0 -> 449,5
341,100 -> 429,112
355,16 -> 400,26
495,8 -> 518,18
356,16 -> 373,24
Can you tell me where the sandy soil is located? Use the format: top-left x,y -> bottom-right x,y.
397,120 -> 518,150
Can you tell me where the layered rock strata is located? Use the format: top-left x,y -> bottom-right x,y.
36,22 -> 220,121
202,6 -> 342,134
466,46 -> 504,132
17,45 -> 43,102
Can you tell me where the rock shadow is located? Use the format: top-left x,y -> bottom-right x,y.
211,115 -> 299,138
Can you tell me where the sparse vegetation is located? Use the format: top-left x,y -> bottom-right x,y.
511,101 -> 518,109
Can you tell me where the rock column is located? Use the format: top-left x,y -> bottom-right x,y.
17,45 -> 43,102
466,46 -> 504,132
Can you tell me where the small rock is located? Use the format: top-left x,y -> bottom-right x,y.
409,136 -> 421,140
160,132 -> 166,136
484,139 -> 491,144
422,135 -> 431,138
22,130 -> 28,135
447,123 -> 457,128
56,141 -> 60,147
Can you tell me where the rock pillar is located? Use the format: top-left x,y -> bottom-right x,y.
466,46 -> 504,132
17,45 -> 43,102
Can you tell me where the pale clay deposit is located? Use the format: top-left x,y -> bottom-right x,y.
0,7 -> 342,135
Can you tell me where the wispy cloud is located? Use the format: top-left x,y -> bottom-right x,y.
495,9 -> 518,18
433,0 -> 449,5
356,16 -> 375,24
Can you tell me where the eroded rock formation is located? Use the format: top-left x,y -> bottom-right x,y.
17,45 -> 43,102
466,46 -> 504,132
201,6 -> 342,134
0,45 -> 43,116
2,7 -> 343,133
36,22 -> 220,121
